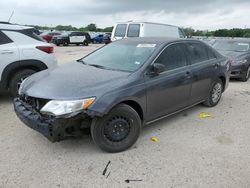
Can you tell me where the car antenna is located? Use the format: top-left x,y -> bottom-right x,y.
8,10 -> 14,23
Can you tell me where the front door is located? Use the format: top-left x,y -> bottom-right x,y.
145,43 -> 192,122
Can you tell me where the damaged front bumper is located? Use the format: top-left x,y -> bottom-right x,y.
14,98 -> 92,142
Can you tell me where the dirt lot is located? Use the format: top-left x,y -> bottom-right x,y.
0,45 -> 250,188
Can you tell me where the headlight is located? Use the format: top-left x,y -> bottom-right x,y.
40,97 -> 95,117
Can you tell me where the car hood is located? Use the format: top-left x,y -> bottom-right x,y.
217,50 -> 247,60
21,61 -> 131,100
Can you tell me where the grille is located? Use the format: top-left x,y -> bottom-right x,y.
20,95 -> 50,111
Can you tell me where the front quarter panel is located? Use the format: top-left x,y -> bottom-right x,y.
88,74 -> 146,118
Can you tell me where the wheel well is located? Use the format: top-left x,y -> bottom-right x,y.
219,76 -> 226,91
120,100 -> 144,121
6,66 -> 39,87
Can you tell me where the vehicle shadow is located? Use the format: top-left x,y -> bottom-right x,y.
0,94 -> 12,103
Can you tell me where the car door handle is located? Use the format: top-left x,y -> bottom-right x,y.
0,50 -> 14,54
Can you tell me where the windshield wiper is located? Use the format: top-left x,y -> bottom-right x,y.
87,64 -> 107,69
77,59 -> 87,64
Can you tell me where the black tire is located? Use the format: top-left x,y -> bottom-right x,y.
83,40 -> 89,46
91,104 -> 141,153
9,69 -> 36,97
203,79 -> 223,107
240,66 -> 250,82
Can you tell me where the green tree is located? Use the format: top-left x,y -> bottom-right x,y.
86,23 -> 97,31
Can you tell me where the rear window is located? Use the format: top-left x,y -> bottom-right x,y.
19,29 -> 44,42
114,24 -> 127,37
0,31 -> 13,45
127,24 -> 140,37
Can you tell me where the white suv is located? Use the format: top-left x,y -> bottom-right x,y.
0,22 -> 57,96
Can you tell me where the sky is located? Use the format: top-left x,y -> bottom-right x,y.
1,0 -> 250,30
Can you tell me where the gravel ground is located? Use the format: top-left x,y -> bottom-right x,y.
0,45 -> 250,188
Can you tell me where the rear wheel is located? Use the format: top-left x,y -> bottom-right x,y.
91,104 -> 141,153
240,66 -> 250,82
9,69 -> 36,97
83,40 -> 89,46
203,79 -> 223,107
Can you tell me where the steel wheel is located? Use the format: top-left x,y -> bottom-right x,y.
104,116 -> 131,142
91,104 -> 141,153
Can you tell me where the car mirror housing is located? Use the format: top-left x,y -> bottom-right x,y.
151,63 -> 166,74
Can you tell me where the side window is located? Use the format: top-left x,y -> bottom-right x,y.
114,24 -> 127,37
155,43 -> 187,71
127,24 -> 140,37
186,43 -> 208,64
0,31 -> 13,45
178,28 -> 185,38
207,48 -> 216,59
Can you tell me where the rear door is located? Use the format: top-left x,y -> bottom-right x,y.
186,42 -> 219,105
145,43 -> 192,121
0,31 -> 19,81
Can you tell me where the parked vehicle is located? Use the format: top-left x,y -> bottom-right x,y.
111,22 -> 186,41
213,39 -> 250,81
0,22 -> 57,96
52,32 -> 91,46
40,32 -> 61,43
14,38 -> 230,152
103,33 -> 111,44
93,34 -> 104,43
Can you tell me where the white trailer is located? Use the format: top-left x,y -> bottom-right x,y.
111,22 -> 186,41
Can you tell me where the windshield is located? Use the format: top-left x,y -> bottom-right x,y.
81,42 -> 157,72
213,41 -> 250,52
114,24 -> 127,37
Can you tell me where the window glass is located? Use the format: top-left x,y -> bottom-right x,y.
19,29 -> 43,42
127,24 -> 140,37
178,29 -> 185,38
155,44 -> 187,71
186,43 -> 208,64
0,31 -> 13,45
114,24 -> 127,37
213,40 -> 250,52
82,42 -> 156,72
207,48 -> 216,59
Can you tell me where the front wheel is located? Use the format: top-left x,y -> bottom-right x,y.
203,79 -> 223,107
240,66 -> 250,82
91,104 -> 141,153
9,69 -> 36,97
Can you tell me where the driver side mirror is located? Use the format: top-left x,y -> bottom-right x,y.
150,63 -> 166,75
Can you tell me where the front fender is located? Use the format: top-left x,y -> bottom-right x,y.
88,84 -> 147,117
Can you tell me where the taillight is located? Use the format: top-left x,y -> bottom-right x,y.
36,46 -> 54,54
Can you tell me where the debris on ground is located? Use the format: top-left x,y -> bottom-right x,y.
102,161 -> 111,176
198,112 -> 214,118
150,136 -> 158,142
125,179 -> 143,183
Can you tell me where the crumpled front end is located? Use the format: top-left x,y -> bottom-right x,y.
14,96 -> 92,142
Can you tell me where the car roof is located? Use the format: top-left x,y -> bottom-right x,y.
0,22 -> 33,30
114,37 -> 201,45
